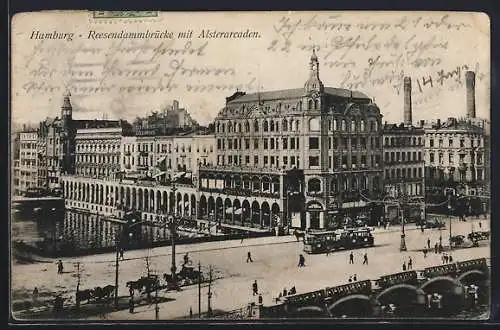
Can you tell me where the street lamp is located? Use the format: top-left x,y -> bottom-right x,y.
399,202 -> 407,252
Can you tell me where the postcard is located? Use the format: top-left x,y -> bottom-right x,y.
10,11 -> 490,321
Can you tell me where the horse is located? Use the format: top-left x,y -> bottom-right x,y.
293,229 -> 305,242
76,289 -> 94,304
93,285 -> 115,302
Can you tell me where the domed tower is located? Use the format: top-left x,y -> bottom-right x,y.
304,47 -> 324,96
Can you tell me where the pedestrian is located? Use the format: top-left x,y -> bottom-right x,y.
32,287 -> 39,305
441,254 -> 446,264
189,306 -> 193,318
479,221 -> 482,229
129,297 -> 134,313
120,248 -> 124,260
289,286 -> 296,294
283,288 -> 287,297
246,251 -> 253,263
402,261 -> 407,271
298,254 -> 306,267
427,238 -> 431,249
348,275 -> 352,283
408,257 -> 413,270
252,280 -> 258,296
353,274 -> 357,281
129,286 -> 134,297
448,255 -> 453,263
57,260 -> 63,274
363,253 -> 368,265
438,243 -> 443,254
349,252 -> 354,264
183,253 -> 189,266
258,294 -> 263,304
423,248 -> 427,258
434,243 -> 438,254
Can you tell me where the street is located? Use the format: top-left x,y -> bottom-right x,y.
12,217 -> 490,320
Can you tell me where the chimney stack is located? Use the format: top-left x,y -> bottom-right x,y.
465,71 -> 476,118
403,76 -> 412,126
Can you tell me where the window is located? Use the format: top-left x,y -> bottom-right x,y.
308,178 -> 321,192
449,139 -> 453,147
270,121 -> 275,132
430,139 -> 434,147
351,120 -> 356,132
341,120 -> 347,131
282,119 -> 288,131
290,138 -> 295,149
449,153 -> 454,164
254,120 -> 259,132
245,139 -> 250,149
439,139 -> 443,148
254,139 -> 259,149
264,139 -> 268,150
460,139 -> 465,148
264,156 -> 268,165
309,156 -> 320,167
430,153 -> 435,162
309,137 -> 319,149
360,120 -> 365,131
282,138 -> 288,149
352,138 -> 357,148
245,121 -> 250,132
438,153 -> 443,164
309,117 -> 320,131
270,138 -> 275,149
263,120 -> 268,132
333,138 -> 338,149
283,156 -> 288,165
254,156 -> 259,165
333,119 -> 338,130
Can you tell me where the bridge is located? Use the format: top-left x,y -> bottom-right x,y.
250,258 -> 489,318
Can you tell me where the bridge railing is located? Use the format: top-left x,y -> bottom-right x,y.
375,271 -> 418,289
456,258 -> 488,273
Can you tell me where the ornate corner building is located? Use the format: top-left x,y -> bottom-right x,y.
198,50 -> 384,230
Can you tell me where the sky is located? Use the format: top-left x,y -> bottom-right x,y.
11,11 -> 490,127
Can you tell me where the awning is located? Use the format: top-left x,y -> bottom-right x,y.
234,208 -> 242,215
153,171 -> 166,178
172,172 -> 186,180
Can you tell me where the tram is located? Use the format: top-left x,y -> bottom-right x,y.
303,227 -> 374,254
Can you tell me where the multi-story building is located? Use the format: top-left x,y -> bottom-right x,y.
198,51 -> 384,231
31,92 -> 123,192
75,123 -> 131,179
424,118 -> 486,192
424,71 -> 488,196
133,100 -> 199,136
121,131 -> 216,185
382,77 -> 425,223
16,130 -> 39,195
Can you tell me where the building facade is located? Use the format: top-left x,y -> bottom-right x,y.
199,51 -> 384,231
75,126 -> 128,179
16,131 -> 39,195
424,118 -> 487,195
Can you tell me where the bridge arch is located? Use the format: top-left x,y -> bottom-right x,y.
327,294 -> 374,317
457,269 -> 487,286
420,276 -> 464,310
376,284 -> 426,314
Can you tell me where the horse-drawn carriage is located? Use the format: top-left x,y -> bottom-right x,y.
126,275 -> 160,296
75,285 -> 116,306
163,263 -> 204,289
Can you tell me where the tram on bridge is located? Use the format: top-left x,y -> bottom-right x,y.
303,227 -> 374,254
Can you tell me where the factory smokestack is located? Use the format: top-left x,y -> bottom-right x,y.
404,76 -> 412,125
466,71 -> 476,118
